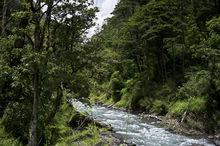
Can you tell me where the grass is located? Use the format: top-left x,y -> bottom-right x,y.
89,93 -> 108,104
150,99 -> 168,115
169,96 -> 206,117
46,101 -> 112,146
169,100 -> 189,116
114,96 -> 128,108
189,97 -> 206,112
55,124 -> 101,146
0,120 -> 22,146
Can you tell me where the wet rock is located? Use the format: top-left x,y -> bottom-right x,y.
213,133 -> 220,146
69,111 -> 113,130
208,135 -> 214,139
97,131 -> 132,146
214,139 -> 220,146
215,133 -> 220,139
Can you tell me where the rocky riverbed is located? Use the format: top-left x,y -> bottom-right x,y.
71,100 -> 216,146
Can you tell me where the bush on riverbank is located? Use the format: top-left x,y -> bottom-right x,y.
0,94 -> 108,146
169,97 -> 206,117
88,0 -> 220,136
90,76 -> 218,133
43,100 -> 113,146
0,121 -> 22,146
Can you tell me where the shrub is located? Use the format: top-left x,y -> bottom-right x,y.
150,100 -> 168,115
89,93 -> 108,104
169,97 -> 207,117
176,70 -> 210,99
115,96 -> 129,108
0,121 -> 22,146
189,97 -> 206,112
138,97 -> 153,112
169,100 -> 189,117
2,100 -> 32,144
108,71 -> 124,102
128,80 -> 143,109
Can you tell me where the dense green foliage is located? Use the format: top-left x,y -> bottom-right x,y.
90,0 -> 220,134
1,0 -> 220,145
0,0 -> 102,145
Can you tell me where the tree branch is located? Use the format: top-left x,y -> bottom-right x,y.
25,33 -> 34,47
28,0 -> 36,12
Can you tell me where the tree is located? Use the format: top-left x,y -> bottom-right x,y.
0,0 -> 97,145
90,0 -> 220,132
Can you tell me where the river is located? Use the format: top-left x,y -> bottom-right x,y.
71,100 -> 215,146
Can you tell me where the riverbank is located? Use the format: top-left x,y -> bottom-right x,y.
93,101 -> 220,145
69,100 -> 134,145
72,100 -> 217,146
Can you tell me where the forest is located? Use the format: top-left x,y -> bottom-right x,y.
0,0 -> 220,146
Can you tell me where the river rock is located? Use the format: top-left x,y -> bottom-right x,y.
215,133 -> 220,139
69,111 -> 113,130
208,135 -> 214,139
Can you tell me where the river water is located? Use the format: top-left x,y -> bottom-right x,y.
71,100 -> 215,146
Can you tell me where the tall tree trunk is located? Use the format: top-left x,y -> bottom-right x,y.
29,71 -> 39,146
29,20 -> 42,146
46,86 -> 63,125
28,0 -> 53,144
